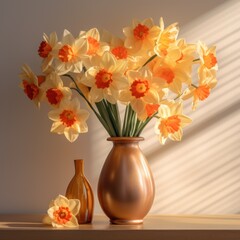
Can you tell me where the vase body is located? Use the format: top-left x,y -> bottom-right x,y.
66,159 -> 94,224
98,137 -> 155,224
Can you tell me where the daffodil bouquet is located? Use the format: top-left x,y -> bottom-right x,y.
20,18 -> 217,144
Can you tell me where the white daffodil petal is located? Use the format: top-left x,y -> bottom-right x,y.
64,216 -> 79,228
158,104 -> 170,118
68,199 -> 80,215
54,195 -> 69,207
64,128 -> 79,142
50,122 -> 65,134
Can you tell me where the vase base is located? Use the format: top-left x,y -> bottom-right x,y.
110,219 -> 143,225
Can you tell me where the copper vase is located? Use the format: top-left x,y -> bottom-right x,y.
98,137 -> 155,224
66,159 -> 94,224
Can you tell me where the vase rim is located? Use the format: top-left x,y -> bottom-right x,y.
107,137 -> 144,142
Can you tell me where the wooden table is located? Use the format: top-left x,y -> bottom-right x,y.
1,214 -> 240,240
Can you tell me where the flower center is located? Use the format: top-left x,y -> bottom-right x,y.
95,70 -> 113,89
154,67 -> 175,84
195,85 -> 210,100
53,207 -> 72,225
38,41 -> 52,58
46,88 -> 64,105
87,37 -> 100,56
60,110 -> 76,127
23,80 -> 39,100
203,53 -> 217,69
160,115 -> 181,134
133,24 -> 149,40
130,79 -> 150,98
111,46 -> 128,59
58,45 -> 76,62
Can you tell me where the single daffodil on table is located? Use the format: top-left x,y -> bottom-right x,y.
43,195 -> 80,228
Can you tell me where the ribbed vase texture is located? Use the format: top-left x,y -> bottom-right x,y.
98,137 -> 155,224
66,159 -> 94,224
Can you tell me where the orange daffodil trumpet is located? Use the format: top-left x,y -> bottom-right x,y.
20,17 -> 218,144
43,195 -> 80,228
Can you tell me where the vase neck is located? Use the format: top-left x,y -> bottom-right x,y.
74,159 -> 84,176
107,137 -> 144,144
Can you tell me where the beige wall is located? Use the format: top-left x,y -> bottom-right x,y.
1,0 -> 239,215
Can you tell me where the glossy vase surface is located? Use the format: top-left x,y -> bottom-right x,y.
66,159 -> 94,224
98,137 -> 155,225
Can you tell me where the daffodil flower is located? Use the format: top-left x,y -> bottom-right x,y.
197,41 -> 218,76
82,52 -> 128,104
54,30 -> 88,75
48,98 -> 89,142
38,32 -> 58,72
43,195 -> 80,228
154,17 -> 179,56
42,72 -> 72,107
123,18 -> 160,54
182,69 -> 217,110
154,101 -> 192,144
120,68 -> 165,120
19,64 -> 45,107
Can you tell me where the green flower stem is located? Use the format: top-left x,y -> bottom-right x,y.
64,74 -> 114,136
95,101 -> 117,137
135,113 -> 156,137
122,104 -> 130,136
102,100 -> 121,136
142,54 -> 157,67
191,83 -> 198,88
193,58 -> 200,63
133,118 -> 142,136
124,105 -> 135,136
129,113 -> 138,137
107,101 -> 122,136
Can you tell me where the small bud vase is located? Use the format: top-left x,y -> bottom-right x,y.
66,159 -> 94,224
98,137 -> 155,224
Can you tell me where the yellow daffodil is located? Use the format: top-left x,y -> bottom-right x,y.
42,72 -> 72,107
83,28 -> 109,57
82,52 -> 128,104
182,69 -> 217,110
123,18 -> 160,54
120,68 -> 165,119
81,28 -> 109,69
38,32 -> 58,72
43,195 -> 80,228
154,101 -> 192,144
101,29 -> 146,70
150,39 -> 195,95
197,41 -> 218,75
55,30 -> 88,75
154,17 -> 179,56
48,98 -> 89,142
150,59 -> 189,95
19,64 -> 45,107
